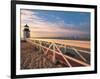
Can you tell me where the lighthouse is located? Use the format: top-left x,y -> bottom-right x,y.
23,24 -> 30,40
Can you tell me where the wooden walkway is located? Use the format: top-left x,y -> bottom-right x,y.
21,41 -> 65,69
21,38 -> 90,69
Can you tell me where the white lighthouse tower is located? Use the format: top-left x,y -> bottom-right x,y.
23,24 -> 30,40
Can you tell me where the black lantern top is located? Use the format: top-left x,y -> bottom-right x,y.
24,24 -> 30,32
24,24 -> 29,27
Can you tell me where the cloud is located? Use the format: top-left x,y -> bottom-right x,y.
21,9 -> 90,38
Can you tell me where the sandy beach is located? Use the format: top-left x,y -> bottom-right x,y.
21,39 -> 90,69
21,41 -> 66,69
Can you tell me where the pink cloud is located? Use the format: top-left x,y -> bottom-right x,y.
21,9 -> 87,38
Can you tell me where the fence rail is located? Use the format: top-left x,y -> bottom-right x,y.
26,38 -> 90,67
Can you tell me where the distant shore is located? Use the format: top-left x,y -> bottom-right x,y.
30,37 -> 90,41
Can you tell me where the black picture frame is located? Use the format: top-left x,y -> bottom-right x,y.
11,0 -> 97,79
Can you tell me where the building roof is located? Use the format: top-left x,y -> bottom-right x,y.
24,24 -> 29,27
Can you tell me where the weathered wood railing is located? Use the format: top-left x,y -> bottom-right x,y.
26,38 -> 90,67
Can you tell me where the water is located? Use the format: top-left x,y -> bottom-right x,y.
29,38 -> 90,49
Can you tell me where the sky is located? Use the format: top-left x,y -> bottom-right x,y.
21,9 -> 90,39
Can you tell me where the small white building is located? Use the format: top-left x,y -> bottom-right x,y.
23,24 -> 30,40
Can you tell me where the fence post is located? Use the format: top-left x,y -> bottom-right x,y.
53,44 -> 55,63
